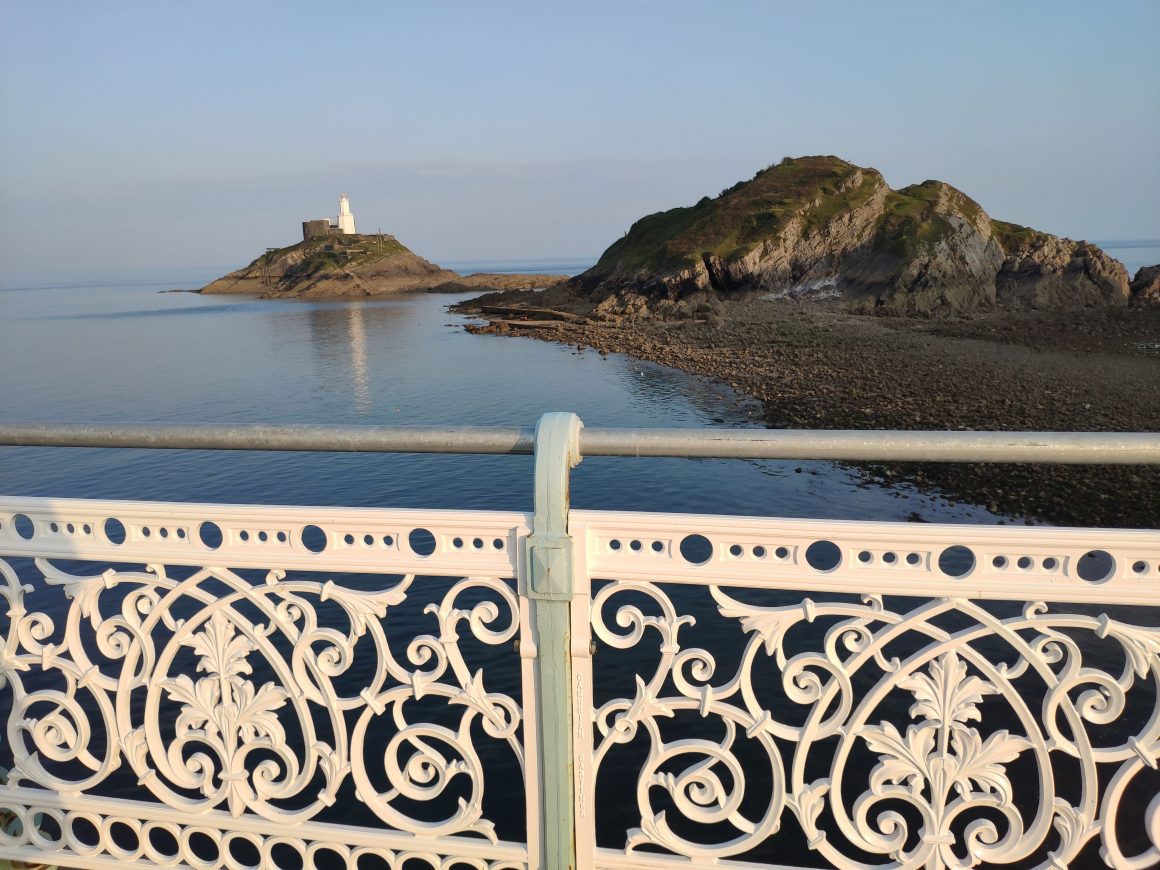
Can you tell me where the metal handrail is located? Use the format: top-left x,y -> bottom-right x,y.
0,422 -> 1158,464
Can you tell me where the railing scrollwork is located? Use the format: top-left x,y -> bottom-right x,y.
0,419 -> 1158,869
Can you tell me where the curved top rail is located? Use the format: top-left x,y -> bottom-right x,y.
0,421 -> 1158,464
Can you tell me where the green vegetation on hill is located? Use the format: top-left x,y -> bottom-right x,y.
595,156 -> 874,274
253,233 -> 410,280
872,184 -> 962,258
990,219 -> 1051,254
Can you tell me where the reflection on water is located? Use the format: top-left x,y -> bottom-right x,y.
301,303 -> 382,415
347,306 -> 371,412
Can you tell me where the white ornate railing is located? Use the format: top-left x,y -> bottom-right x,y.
571,511 -> 1160,870
0,499 -> 536,869
0,416 -> 1157,870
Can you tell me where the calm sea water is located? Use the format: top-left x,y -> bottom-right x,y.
0,261 -> 1004,522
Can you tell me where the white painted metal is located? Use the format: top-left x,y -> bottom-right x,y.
0,497 -> 534,869
572,510 -> 1160,869
0,497 -> 525,575
572,510 -> 1160,605
1,495 -> 1158,868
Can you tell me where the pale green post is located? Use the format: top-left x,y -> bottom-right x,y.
526,412 -> 583,870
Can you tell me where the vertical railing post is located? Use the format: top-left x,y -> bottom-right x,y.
526,412 -> 583,870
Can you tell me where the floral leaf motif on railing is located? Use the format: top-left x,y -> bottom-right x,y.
160,611 -> 290,815
861,651 -> 1031,862
591,582 -> 1160,868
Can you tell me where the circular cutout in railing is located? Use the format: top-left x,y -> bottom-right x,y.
32,810 -> 65,848
186,829 -> 219,865
679,534 -> 713,565
103,517 -> 126,546
68,815 -> 101,851
225,833 -> 261,869
300,524 -> 326,554
938,545 -> 975,577
104,817 -> 139,857
409,527 -> 436,557
269,841 -> 306,870
1077,549 -> 1114,583
1132,560 -> 1148,575
144,824 -> 180,864
805,540 -> 841,571
13,514 -> 34,541
199,521 -> 224,551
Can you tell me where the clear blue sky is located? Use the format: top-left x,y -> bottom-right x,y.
1,0 -> 1157,273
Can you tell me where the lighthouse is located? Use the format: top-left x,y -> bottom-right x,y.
301,194 -> 360,240
336,194 -> 357,235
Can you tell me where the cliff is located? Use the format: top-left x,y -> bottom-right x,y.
200,234 -> 459,298
570,156 -> 1130,313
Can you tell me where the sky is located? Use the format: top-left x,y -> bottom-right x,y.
1,0 -> 1158,274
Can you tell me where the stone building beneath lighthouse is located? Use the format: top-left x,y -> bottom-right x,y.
302,194 -> 358,241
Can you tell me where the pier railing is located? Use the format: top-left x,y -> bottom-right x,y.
0,417 -> 1157,870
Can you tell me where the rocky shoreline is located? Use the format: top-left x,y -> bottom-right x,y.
458,294 -> 1160,528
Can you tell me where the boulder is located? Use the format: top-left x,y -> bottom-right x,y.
1130,264 -> 1160,303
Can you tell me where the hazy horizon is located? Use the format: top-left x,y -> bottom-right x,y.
2,0 -> 1158,274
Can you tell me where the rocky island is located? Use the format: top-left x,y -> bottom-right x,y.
457,156 -> 1159,528
551,155 -> 1142,312
200,230 -> 565,299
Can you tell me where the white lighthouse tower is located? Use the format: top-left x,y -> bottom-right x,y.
336,193 -> 357,235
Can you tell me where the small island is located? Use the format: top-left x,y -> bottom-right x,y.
200,194 -> 566,299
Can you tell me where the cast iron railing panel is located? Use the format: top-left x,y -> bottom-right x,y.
570,511 -> 1160,869
0,497 -> 535,869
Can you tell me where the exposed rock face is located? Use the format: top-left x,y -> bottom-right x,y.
200,234 -> 458,298
571,156 -> 1130,313
1130,264 -> 1160,303
993,224 -> 1131,307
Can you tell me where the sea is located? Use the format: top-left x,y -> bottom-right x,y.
0,243 -> 1157,865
